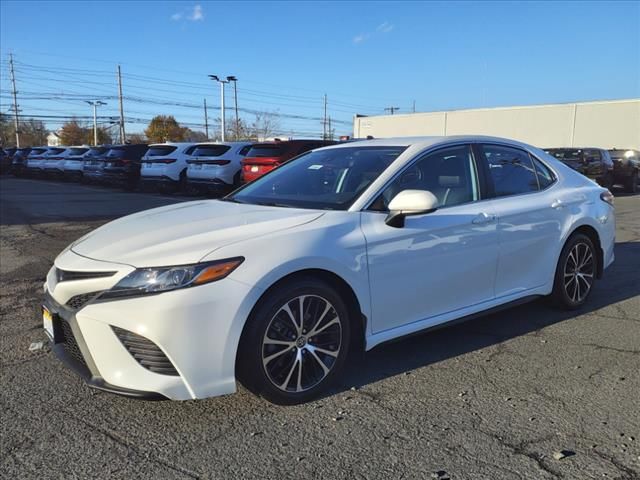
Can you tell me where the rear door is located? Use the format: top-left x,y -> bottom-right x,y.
477,143 -> 564,297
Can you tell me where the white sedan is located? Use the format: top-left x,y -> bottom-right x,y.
43,136 -> 615,404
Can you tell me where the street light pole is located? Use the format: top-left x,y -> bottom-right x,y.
209,74 -> 236,142
86,100 -> 107,146
227,76 -> 239,140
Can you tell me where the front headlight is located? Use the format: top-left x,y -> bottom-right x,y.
100,257 -> 244,299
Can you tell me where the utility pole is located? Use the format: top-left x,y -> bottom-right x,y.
86,101 -> 107,145
203,98 -> 209,139
412,100 -> 416,113
328,116 -> 332,141
384,106 -> 400,115
323,94 -> 328,140
9,53 -> 20,147
117,65 -> 126,143
228,76 -> 239,140
209,75 -> 235,141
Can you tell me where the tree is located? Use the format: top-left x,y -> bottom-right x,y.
183,128 -> 208,142
85,127 -> 112,145
59,119 -> 88,145
0,114 -> 48,147
250,111 -> 281,141
144,115 -> 187,143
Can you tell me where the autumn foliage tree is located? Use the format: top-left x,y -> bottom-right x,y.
59,119 -> 87,145
144,115 -> 187,143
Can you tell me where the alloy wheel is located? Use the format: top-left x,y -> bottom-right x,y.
563,242 -> 595,303
262,295 -> 342,393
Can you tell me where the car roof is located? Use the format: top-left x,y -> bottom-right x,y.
320,135 -> 537,151
193,141 -> 253,147
148,142 -> 195,147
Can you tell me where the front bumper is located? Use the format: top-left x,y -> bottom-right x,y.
44,249 -> 262,400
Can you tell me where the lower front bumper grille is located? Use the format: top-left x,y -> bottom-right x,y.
59,319 -> 88,369
112,326 -> 179,376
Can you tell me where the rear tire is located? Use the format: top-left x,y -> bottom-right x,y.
237,277 -> 351,405
551,233 -> 597,310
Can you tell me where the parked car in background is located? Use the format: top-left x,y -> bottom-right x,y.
609,149 -> 639,193
82,149 -> 110,184
64,146 -> 109,181
10,147 -> 32,176
101,144 -> 149,190
26,147 -> 56,176
44,147 -> 90,178
186,141 -> 253,194
140,142 -> 197,192
545,148 -> 614,188
0,148 -> 15,174
42,136 -> 615,404
241,139 -> 336,183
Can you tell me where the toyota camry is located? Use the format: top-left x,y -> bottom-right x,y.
43,136 -> 615,404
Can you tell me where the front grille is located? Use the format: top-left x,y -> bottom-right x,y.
66,292 -> 102,311
112,326 -> 179,376
59,319 -> 87,368
55,268 -> 116,283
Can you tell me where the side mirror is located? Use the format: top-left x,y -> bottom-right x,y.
385,189 -> 438,228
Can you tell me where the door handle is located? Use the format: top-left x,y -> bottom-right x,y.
472,212 -> 496,225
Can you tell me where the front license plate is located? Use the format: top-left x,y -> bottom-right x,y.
251,166 -> 259,172
42,306 -> 54,339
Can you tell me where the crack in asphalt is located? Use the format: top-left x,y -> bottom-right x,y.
592,450 -> 640,480
581,343 -> 640,355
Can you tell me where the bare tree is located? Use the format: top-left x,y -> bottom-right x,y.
250,112 -> 281,141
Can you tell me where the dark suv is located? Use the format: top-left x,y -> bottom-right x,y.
101,144 -> 149,190
609,149 -> 639,193
241,139 -> 336,183
545,148 -> 614,188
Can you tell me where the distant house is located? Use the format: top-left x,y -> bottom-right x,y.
47,131 -> 61,146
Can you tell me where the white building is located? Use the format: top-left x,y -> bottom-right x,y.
353,98 -> 640,150
47,131 -> 61,146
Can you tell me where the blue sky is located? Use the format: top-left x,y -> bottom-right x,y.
1,0 -> 639,138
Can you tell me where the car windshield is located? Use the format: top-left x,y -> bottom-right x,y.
228,146 -> 407,210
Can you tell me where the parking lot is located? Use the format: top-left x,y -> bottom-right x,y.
0,176 -> 638,479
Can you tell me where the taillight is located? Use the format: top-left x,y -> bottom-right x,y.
600,190 -> 614,207
152,158 -> 177,164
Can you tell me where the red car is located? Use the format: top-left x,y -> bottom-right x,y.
241,139 -> 335,183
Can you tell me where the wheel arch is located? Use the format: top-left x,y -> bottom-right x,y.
234,268 -> 368,372
565,224 -> 604,279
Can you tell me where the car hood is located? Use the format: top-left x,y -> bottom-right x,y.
70,200 -> 324,267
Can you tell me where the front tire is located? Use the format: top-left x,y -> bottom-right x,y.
551,233 -> 597,310
237,277 -> 351,405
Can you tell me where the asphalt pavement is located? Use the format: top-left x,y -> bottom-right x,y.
1,177 -> 638,479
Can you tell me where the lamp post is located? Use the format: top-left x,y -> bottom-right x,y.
209,75 -> 237,141
86,100 -> 107,145
227,76 -> 239,140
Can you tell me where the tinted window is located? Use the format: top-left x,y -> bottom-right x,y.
29,148 -> 47,156
231,146 -> 406,210
146,145 -> 178,156
67,147 -> 89,155
238,145 -> 253,156
583,149 -> 602,162
105,148 -> 126,158
546,149 -> 582,161
191,145 -> 231,157
47,148 -> 66,155
86,147 -> 108,157
246,144 -> 284,157
482,145 -> 538,197
372,145 -> 479,210
533,157 -> 555,189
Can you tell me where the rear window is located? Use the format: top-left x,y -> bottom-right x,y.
546,149 -> 581,161
86,147 -> 108,157
105,148 -> 126,158
146,146 -> 178,156
30,148 -> 47,155
191,145 -> 231,157
67,147 -> 89,155
246,144 -> 284,158
47,148 -> 66,155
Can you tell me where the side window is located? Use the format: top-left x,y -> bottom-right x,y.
371,144 -> 479,210
532,156 -> 555,189
584,149 -> 602,162
238,145 -> 252,156
481,144 -> 538,197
